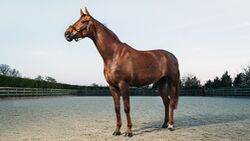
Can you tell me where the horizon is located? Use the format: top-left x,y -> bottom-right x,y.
0,63 -> 249,87
1,0 -> 250,86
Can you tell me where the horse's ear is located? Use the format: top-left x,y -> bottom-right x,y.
85,7 -> 91,16
80,8 -> 84,16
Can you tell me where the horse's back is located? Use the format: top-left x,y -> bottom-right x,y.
140,49 -> 179,69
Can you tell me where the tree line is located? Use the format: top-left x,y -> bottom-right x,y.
0,64 -> 107,90
182,65 -> 250,89
1,63 -> 250,89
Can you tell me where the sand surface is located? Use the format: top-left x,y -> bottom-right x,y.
0,96 -> 250,141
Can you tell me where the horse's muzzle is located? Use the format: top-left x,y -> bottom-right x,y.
64,31 -> 73,42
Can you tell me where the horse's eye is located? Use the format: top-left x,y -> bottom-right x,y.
81,21 -> 86,24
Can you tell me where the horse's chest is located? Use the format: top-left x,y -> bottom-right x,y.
104,64 -> 124,85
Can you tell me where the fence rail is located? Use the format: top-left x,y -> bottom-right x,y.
75,88 -> 159,96
0,87 -> 250,97
204,87 -> 250,96
0,87 -> 77,97
76,88 -> 250,96
180,88 -> 250,96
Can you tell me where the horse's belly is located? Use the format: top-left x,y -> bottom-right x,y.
130,73 -> 162,87
104,60 -> 164,87
130,81 -> 154,87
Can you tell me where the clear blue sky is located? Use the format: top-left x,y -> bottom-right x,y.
1,0 -> 250,86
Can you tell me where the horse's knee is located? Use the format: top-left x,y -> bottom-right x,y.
124,106 -> 130,114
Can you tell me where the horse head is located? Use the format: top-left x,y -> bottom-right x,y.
64,7 -> 94,42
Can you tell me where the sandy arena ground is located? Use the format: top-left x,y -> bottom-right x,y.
0,96 -> 250,141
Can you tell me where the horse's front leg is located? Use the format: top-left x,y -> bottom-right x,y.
109,85 -> 122,136
119,82 -> 133,137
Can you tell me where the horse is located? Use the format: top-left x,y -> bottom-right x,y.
64,7 -> 180,137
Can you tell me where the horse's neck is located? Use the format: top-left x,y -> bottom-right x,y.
91,20 -> 122,63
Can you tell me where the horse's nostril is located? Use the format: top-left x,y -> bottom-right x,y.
65,32 -> 70,37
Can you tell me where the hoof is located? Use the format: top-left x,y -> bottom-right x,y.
168,124 -> 175,131
112,130 -> 122,136
124,132 -> 133,137
161,124 -> 168,128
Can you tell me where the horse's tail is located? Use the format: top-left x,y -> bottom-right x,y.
173,70 -> 180,109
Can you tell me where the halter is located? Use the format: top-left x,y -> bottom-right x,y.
69,20 -> 92,34
68,20 -> 92,41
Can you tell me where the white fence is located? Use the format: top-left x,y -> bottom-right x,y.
181,88 -> 250,96
0,87 -> 250,97
205,87 -> 250,96
0,87 -> 77,97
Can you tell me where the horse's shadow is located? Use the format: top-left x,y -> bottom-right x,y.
133,113 -> 250,135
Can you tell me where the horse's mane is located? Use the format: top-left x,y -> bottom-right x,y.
93,18 -> 121,42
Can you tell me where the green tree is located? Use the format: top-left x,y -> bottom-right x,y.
244,65 -> 250,86
0,64 -> 10,76
45,76 -> 56,83
220,71 -> 232,87
233,73 -> 245,87
91,83 -> 99,87
233,65 -> 250,87
182,74 -> 201,89
9,69 -> 21,77
35,75 -> 44,81
204,79 -> 213,88
212,77 -> 221,88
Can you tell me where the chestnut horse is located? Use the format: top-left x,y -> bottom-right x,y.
65,7 -> 180,137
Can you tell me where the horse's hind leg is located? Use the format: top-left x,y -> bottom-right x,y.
168,84 -> 176,130
168,75 -> 179,131
158,78 -> 170,128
